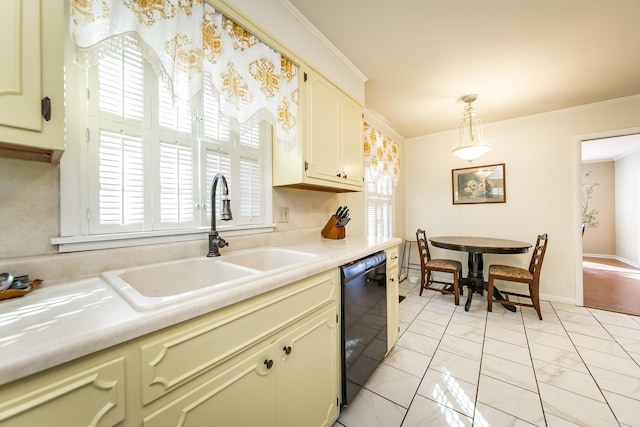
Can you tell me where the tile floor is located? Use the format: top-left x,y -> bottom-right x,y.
334,281 -> 640,427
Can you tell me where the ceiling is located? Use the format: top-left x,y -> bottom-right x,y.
287,0 -> 640,139
582,134 -> 640,163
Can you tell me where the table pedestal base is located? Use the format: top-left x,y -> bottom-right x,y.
463,253 -> 516,313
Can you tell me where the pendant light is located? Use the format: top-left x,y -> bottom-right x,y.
453,94 -> 493,162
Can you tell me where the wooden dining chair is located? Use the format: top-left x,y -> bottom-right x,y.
487,234 -> 548,319
416,229 -> 463,305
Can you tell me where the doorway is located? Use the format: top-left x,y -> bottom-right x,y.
581,134 -> 640,315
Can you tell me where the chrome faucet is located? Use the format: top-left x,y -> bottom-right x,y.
207,173 -> 233,257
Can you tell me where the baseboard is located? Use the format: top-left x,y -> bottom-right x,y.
583,253 -> 640,268
540,293 -> 576,306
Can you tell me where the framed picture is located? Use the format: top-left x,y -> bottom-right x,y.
452,163 -> 506,205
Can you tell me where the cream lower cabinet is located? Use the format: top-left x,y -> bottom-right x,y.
0,269 -> 341,426
0,355 -> 126,426
143,305 -> 339,427
386,246 -> 400,352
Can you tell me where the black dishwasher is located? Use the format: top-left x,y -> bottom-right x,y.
339,251 -> 387,409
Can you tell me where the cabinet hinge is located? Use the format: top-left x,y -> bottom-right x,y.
336,314 -> 338,323
304,161 -> 309,171
304,72 -> 307,82
337,397 -> 339,407
85,128 -> 90,142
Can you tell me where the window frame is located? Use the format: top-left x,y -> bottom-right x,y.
365,165 -> 395,238
55,44 -> 275,253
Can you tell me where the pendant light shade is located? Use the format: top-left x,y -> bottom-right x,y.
453,94 -> 493,162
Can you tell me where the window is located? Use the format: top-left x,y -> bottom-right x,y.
365,166 -> 394,238
57,45 -> 273,252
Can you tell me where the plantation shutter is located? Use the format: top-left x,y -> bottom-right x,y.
365,167 -> 393,238
88,47 -> 146,234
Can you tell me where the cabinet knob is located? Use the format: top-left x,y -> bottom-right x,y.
336,173 -> 342,178
343,173 -> 347,179
264,359 -> 274,369
283,346 -> 292,355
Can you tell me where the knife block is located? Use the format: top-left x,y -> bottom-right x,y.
321,215 -> 345,240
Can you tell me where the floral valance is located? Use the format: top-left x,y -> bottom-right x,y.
363,122 -> 400,185
69,0 -> 298,150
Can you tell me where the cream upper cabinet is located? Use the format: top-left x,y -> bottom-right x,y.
0,0 -> 65,162
273,67 -> 364,192
386,246 -> 400,352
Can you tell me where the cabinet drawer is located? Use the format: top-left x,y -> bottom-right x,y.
140,269 -> 338,404
0,357 -> 125,427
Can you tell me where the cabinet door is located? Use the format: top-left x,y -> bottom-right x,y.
0,0 -> 64,157
0,357 -> 126,427
277,305 -> 339,427
306,72 -> 341,183
340,95 -> 364,187
386,247 -> 400,351
143,341 -> 276,427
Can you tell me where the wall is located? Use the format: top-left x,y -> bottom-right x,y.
581,161 -> 615,255
615,152 -> 640,266
404,95 -> 640,303
0,0 -> 372,283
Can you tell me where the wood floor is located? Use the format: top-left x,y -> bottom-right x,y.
583,256 -> 640,316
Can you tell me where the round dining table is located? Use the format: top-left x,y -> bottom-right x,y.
429,236 -> 532,312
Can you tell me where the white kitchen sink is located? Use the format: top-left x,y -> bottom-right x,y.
102,247 -> 320,310
103,257 -> 259,310
221,247 -> 319,271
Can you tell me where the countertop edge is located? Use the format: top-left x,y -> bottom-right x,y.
0,237 -> 401,386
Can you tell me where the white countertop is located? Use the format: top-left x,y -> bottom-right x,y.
0,236 -> 401,386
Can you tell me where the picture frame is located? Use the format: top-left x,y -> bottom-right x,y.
452,163 -> 506,205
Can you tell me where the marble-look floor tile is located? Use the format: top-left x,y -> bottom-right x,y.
483,337 -> 532,367
399,308 -> 420,324
430,349 -> 481,385
587,364 -> 640,400
445,322 -> 486,344
568,331 -> 629,357
382,345 -> 432,378
551,302 -> 591,315
403,394 -> 472,427
560,320 -> 612,341
396,330 -> 440,356
476,375 -> 545,426
603,323 -> 640,342
532,359 -> 605,402
601,390 -> 640,427
538,382 -> 618,427
415,308 -> 452,326
544,412 -> 584,427
485,323 -> 528,347
407,318 -> 446,341
577,346 -> 640,379
337,387 -> 406,427
486,314 -> 525,333
555,310 -> 601,326
616,335 -> 640,354
590,309 -> 640,330
438,333 -> 483,361
523,317 -> 567,336
417,368 -> 477,417
526,329 -> 574,351
481,353 -> 538,392
473,401 -> 538,427
528,342 -> 589,373
364,363 -> 420,408
400,300 -> 425,314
